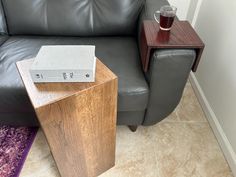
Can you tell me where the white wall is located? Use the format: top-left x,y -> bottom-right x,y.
188,0 -> 236,175
167,0 -> 191,20
194,0 -> 236,151
186,0 -> 198,22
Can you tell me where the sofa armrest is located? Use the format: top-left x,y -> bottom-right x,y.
0,0 -> 8,35
143,49 -> 196,125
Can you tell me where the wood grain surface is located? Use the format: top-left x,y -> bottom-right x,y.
17,58 -> 118,177
140,20 -> 205,72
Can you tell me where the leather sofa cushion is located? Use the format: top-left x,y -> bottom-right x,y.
2,0 -> 145,36
0,36 -> 149,113
0,35 -> 8,46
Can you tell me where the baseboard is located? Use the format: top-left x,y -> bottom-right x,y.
189,72 -> 236,176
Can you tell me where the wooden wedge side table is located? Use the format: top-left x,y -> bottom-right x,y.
16,59 -> 118,177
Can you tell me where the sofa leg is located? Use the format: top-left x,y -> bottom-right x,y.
128,125 -> 138,132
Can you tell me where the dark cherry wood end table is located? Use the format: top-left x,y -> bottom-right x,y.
140,20 -> 205,72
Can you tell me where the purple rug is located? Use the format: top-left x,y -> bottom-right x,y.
0,126 -> 38,177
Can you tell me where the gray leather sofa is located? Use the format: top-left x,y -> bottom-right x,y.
0,0 -> 196,129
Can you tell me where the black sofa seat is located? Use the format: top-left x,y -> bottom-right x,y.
0,36 -> 149,121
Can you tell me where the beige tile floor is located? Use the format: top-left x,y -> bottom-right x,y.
20,82 -> 233,177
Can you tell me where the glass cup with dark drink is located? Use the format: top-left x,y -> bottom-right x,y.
154,5 -> 177,31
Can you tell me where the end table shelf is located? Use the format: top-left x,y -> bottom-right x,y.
140,20 -> 205,72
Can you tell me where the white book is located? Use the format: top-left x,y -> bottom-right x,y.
30,45 -> 96,83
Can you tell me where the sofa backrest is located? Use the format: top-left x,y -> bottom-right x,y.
2,0 -> 145,36
0,1 -> 7,34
